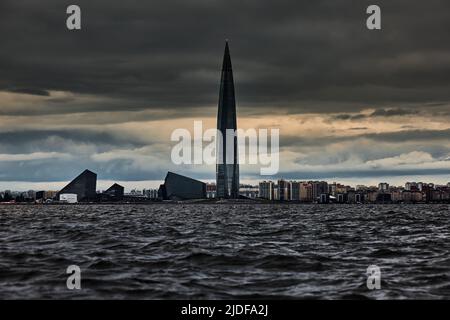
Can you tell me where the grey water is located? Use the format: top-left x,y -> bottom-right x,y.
0,204 -> 449,299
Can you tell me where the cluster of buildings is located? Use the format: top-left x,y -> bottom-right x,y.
255,180 -> 450,204
0,170 -> 158,204
0,190 -> 40,203
1,171 -> 450,204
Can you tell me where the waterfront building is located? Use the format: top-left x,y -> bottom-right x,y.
143,188 -> 159,199
405,182 -> 418,191
159,172 -> 206,200
378,183 -> 389,192
291,181 -> 301,201
391,189 -> 403,203
277,179 -> 291,201
206,183 -> 217,199
104,183 -> 125,201
273,185 -> 279,200
337,193 -> 347,203
239,185 -> 259,198
259,181 -> 274,200
57,169 -> 97,202
354,193 -> 365,203
300,182 -> 313,202
59,193 -> 78,203
312,181 -> 328,202
216,41 -> 239,198
366,190 -> 378,203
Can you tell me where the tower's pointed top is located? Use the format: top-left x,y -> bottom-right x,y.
222,40 -> 232,72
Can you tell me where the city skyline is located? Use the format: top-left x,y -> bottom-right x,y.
1,175 -> 450,194
2,174 -> 450,204
1,1 -> 450,188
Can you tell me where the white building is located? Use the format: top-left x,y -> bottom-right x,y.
59,193 -> 78,203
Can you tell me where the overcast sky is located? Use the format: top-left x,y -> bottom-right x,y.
1,0 -> 450,190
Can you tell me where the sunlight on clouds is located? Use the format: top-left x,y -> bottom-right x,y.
0,152 -> 72,162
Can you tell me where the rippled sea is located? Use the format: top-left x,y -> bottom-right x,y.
0,204 -> 449,299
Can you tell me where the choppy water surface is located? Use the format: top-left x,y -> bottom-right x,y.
0,204 -> 449,299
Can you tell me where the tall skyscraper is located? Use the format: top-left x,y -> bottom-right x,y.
216,41 -> 239,198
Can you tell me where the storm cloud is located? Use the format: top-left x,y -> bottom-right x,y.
1,0 -> 450,111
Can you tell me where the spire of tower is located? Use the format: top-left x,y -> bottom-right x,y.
222,40 -> 232,72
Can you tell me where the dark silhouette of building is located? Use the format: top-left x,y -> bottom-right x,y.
216,41 -> 239,198
35,191 -> 45,201
57,169 -> 97,202
312,181 -> 329,202
159,172 -> 206,200
103,183 -> 124,201
337,193 -> 348,203
376,192 -> 392,203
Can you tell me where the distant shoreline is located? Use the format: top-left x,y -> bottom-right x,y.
1,201 -> 449,206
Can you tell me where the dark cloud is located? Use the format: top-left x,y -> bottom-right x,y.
6,88 -> 50,96
0,129 -> 147,154
281,128 -> 450,150
333,113 -> 368,121
331,108 -> 421,121
1,0 -> 449,114
370,108 -> 419,117
366,128 -> 450,143
0,158 -> 166,182
349,127 -> 368,131
0,128 -> 167,181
